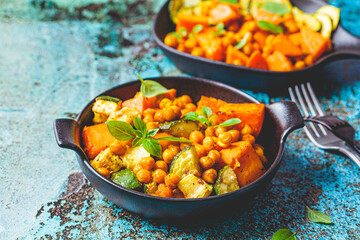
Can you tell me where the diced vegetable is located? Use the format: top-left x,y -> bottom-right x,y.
253,31 -> 269,48
292,7 -> 321,32
176,13 -> 209,33
159,120 -> 200,138
266,51 -> 294,71
317,5 -> 340,30
196,32 -> 225,61
92,99 -> 118,124
111,169 -> 141,190
271,34 -> 303,57
246,50 -> 269,70
225,45 -> 249,65
122,146 -> 150,170
301,26 -> 329,58
90,148 -> 123,174
255,8 -> 283,25
107,108 -> 141,125
122,95 -> 152,114
170,146 -> 201,179
178,174 -> 213,198
209,2 -> 240,25
196,96 -> 227,114
214,165 -> 240,195
314,13 -> 333,38
82,123 -> 117,159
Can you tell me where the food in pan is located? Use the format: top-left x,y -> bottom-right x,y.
82,77 -> 268,198
164,0 -> 340,71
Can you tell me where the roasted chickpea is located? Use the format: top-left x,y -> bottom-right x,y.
154,161 -> 168,172
195,144 -> 206,158
205,126 -> 216,137
133,164 -> 143,174
215,126 -> 227,137
242,134 -> 256,145
154,110 -> 165,123
180,95 -> 192,105
184,38 -> 198,50
243,43 -> 253,56
189,130 -> 204,144
170,105 -> 181,118
253,42 -> 260,51
265,35 -> 275,45
191,47 -> 204,57
98,167 -> 110,178
159,98 -> 172,109
143,108 -> 156,117
156,183 -> 172,198
217,140 -> 231,149
219,132 -> 233,144
172,188 -> 184,198
203,136 -> 217,151
143,115 -> 154,123
164,34 -> 178,48
153,169 -> 167,184
244,14 -> 253,21
283,13 -> 294,21
294,60 -> 305,70
199,156 -> 215,170
304,55 -> 314,66
263,45 -> 272,55
162,145 -> 180,164
136,169 -> 152,183
146,121 -> 159,130
233,59 -> 243,66
241,124 -> 254,136
284,20 -> 299,33
248,21 -> 257,32
202,169 -> 217,184
165,173 -> 180,189
209,115 -> 220,125
185,103 -> 197,111
208,150 -> 221,164
163,107 -> 176,121
177,43 -> 186,53
140,157 -> 155,170
180,140 -> 191,150
109,140 -> 128,155
222,36 -> 232,48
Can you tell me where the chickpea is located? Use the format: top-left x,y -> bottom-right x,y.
184,38 -> 197,50
243,43 -> 253,56
304,55 -> 314,66
170,105 -> 181,118
140,157 -> 155,170
146,121 -> 159,130
191,47 -> 204,57
180,141 -> 191,150
294,60 -> 305,70
159,98 -> 172,109
181,108 -> 192,118
180,95 -> 192,105
244,14 -> 253,21
163,145 -> 180,164
222,36 -> 232,48
208,150 -> 221,164
219,132 -> 233,144
262,52 -> 270,58
133,164 -> 143,174
265,35 -> 275,45
284,20 -> 299,33
199,156 -> 215,170
173,98 -> 185,109
253,42 -> 260,51
217,140 -> 231,149
165,173 -> 180,189
189,169 -> 201,177
205,126 -> 216,137
189,130 -> 204,144
215,126 -> 227,137
177,43 -> 186,53
195,144 -> 206,158
228,129 -> 240,142
153,169 -> 167,184
98,167 -> 110,178
241,124 -> 254,136
163,107 -> 176,121
202,169 -> 217,184
203,136 -> 217,151
143,115 -> 154,123
109,140 -> 128,155
263,45 -> 272,55
248,21 -> 257,32
154,161 -> 168,172
172,188 -> 184,198
209,115 -> 220,125
143,108 -> 156,117
242,134 -> 256,145
164,34 -> 178,48
185,103 -> 197,111
136,169 -> 152,183
154,110 -> 165,123
233,59 -> 243,66
156,183 -> 172,198
145,182 -> 158,194
283,13 -> 294,21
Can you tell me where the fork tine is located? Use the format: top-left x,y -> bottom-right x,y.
300,84 -> 317,116
306,82 -> 325,116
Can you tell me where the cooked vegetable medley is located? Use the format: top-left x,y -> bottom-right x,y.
164,0 -> 340,71
82,80 -> 268,198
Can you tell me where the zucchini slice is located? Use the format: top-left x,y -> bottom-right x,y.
111,169 -> 141,190
170,146 -> 201,179
292,7 -> 321,32
317,5 -> 340,30
214,165 -> 240,195
315,13 -> 333,38
178,174 -> 213,198
168,0 -> 202,24
122,146 -> 150,170
159,120 -> 200,138
95,96 -> 120,103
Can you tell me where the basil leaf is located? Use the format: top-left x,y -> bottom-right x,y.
235,32 -> 251,50
192,24 -> 203,33
188,33 -> 194,38
106,121 -> 134,141
95,96 -> 120,103
216,118 -> 241,127
258,20 -> 283,34
147,128 -> 159,137
218,0 -> 237,4
182,112 -> 199,121
271,229 -> 297,240
197,115 -> 209,125
306,206 -> 333,224
202,107 -> 212,118
261,2 -> 290,16
170,32 -> 181,40
212,22 -> 226,36
156,136 -> 192,143
134,130 -> 144,138
179,27 -> 187,37
216,22 -> 224,31
142,138 -> 162,158
137,74 -> 169,98
134,117 -> 147,133
132,137 -> 144,147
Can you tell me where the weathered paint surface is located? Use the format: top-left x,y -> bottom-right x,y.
0,0 -> 359,239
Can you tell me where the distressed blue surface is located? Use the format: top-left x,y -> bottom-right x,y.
0,0 -> 359,239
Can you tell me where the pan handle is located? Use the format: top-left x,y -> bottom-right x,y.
331,25 -> 360,58
266,101 -> 304,143
53,118 -> 87,159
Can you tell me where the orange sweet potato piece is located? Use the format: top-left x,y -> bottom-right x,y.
176,13 -> 209,33
271,34 -> 303,57
288,33 -> 310,54
197,33 -> 225,61
196,96 -> 227,113
220,141 -> 265,187
301,26 -> 328,59
216,103 -> 265,137
209,3 -> 240,25
253,31 -> 269,48
225,45 -> 249,65
246,50 -> 269,70
82,123 -> 117,159
122,95 -> 152,113
255,8 -> 283,25
266,51 -> 293,71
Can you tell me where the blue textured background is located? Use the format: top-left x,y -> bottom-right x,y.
0,0 -> 359,239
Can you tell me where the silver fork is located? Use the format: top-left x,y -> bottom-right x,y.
288,83 -> 360,168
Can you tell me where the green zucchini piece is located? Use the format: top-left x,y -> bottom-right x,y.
315,13 -> 333,38
214,165 -> 240,195
239,0 -> 251,14
95,96 -> 120,103
122,146 -> 150,170
159,120 -> 200,138
292,7 -> 321,32
170,146 -> 201,179
111,169 -> 141,190
178,174 -> 213,198
168,0 -> 202,24
317,5 -> 340,30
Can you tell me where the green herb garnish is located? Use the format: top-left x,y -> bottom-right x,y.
306,206 -> 333,224
271,229 -> 297,240
169,31 -> 181,40
212,22 -> 226,36
215,118 -> 241,127
137,74 -> 169,98
95,96 -> 120,103
106,117 -> 191,157
258,20 -> 283,34
261,2 -> 290,16
234,32 -> 251,50
218,0 -> 237,4
189,24 -> 204,38
179,27 -> 187,37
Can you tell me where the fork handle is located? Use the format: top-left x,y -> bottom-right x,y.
339,144 -> 360,168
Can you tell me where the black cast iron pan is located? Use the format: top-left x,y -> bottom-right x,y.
152,0 -> 360,92
53,76 -> 304,220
